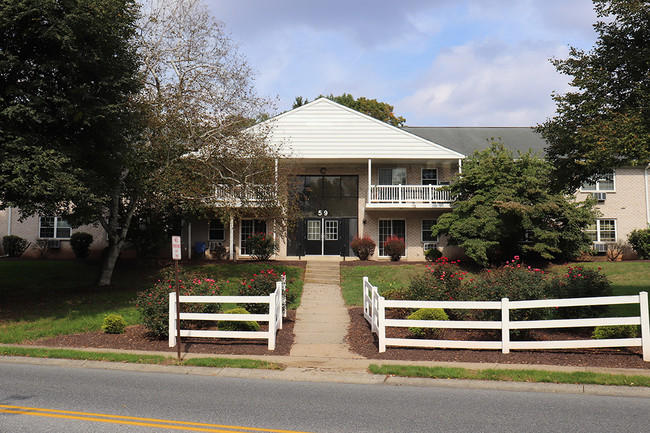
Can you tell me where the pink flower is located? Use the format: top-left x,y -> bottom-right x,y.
514,255 -> 520,260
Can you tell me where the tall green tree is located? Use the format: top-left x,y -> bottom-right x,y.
537,0 -> 650,191
433,143 -> 597,266
293,93 -> 406,126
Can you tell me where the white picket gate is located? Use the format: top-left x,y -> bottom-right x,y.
169,281 -> 283,350
362,277 -> 650,361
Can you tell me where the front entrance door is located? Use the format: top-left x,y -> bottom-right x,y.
304,218 -> 341,255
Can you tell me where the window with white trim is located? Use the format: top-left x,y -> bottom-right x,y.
240,219 -> 266,255
39,216 -> 71,239
421,219 -> 438,243
378,219 -> 406,256
586,219 -> 617,243
581,173 -> 615,192
209,219 -> 225,241
421,169 -> 438,186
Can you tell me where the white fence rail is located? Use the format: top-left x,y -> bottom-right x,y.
369,185 -> 452,204
362,277 -> 650,361
169,282 -> 283,350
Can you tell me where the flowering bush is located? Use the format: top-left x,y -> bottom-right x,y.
547,266 -> 612,318
383,235 -> 405,261
350,234 -> 376,260
408,257 -> 467,301
238,269 -> 282,314
468,257 -> 551,323
245,232 -> 279,261
134,271 -> 221,339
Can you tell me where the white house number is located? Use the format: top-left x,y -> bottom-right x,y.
317,209 -> 329,217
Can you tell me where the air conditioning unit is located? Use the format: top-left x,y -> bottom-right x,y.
592,192 -> 607,202
208,241 -> 223,251
46,239 -> 61,249
423,242 -> 438,251
593,243 -> 608,253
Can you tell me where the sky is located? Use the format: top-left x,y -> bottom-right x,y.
206,0 -> 599,127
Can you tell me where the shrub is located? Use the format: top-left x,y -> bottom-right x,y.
32,239 -> 51,259
592,325 -> 638,339
628,227 -> 650,258
245,232 -> 279,261
70,232 -> 94,258
217,307 -> 260,332
384,235 -> 405,261
238,269 -> 280,314
425,248 -> 442,261
2,235 -> 30,257
382,288 -> 411,300
134,271 -> 221,339
547,266 -> 612,318
102,314 -> 126,334
408,257 -> 467,301
407,308 -> 449,338
350,234 -> 376,260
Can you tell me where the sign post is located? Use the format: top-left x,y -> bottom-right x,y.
172,236 -> 182,361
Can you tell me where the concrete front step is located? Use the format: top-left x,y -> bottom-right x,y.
289,343 -> 363,358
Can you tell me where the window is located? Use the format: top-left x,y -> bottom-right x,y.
421,169 -> 438,185
586,219 -> 617,243
307,220 -> 321,241
378,168 -> 407,185
240,219 -> 266,255
581,173 -> 615,192
378,219 -> 406,256
325,220 -> 338,241
422,219 -> 438,242
209,219 -> 225,241
39,216 -> 71,239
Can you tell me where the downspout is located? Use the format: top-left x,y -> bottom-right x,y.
229,216 -> 234,260
7,206 -> 12,236
458,158 -> 462,175
188,221 -> 192,260
367,158 -> 372,204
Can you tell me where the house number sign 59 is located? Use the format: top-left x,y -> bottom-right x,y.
317,209 -> 329,217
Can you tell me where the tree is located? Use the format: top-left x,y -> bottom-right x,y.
293,93 -> 406,126
537,0 -> 650,191
432,142 -> 597,266
1,0 -> 290,285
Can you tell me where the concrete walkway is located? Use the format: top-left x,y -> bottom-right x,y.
289,258 -> 363,359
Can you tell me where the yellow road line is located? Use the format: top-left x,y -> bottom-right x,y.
0,404 -> 315,433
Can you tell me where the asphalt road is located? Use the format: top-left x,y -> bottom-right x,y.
1,362 -> 649,433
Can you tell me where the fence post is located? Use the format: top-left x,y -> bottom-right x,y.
268,290 -> 276,351
363,276 -> 369,319
281,274 -> 287,318
378,295 -> 386,352
168,292 -> 176,348
501,298 -> 510,354
640,291 -> 649,362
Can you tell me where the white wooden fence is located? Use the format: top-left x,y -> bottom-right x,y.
363,277 -> 650,361
169,281 -> 284,350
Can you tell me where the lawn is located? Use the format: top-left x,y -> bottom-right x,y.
341,260 -> 650,315
0,259 -> 304,344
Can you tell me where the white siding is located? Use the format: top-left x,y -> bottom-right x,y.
262,99 -> 464,160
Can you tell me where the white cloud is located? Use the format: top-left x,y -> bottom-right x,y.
398,40 -> 574,126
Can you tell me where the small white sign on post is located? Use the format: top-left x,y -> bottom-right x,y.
172,236 -> 181,260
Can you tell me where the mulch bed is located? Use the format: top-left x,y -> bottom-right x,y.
24,307 -> 649,370
27,311 -> 296,357
346,307 -> 649,370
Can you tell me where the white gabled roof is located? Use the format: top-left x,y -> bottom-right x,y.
260,98 -> 464,160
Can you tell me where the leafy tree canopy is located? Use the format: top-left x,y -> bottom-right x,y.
292,93 -> 406,126
433,142 -> 598,266
537,0 -> 650,191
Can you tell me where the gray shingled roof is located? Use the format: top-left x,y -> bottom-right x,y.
402,127 -> 548,157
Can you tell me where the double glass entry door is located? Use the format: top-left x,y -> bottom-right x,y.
304,218 -> 341,255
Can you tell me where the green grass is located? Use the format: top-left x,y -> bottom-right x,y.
369,364 -> 650,387
0,260 -> 304,344
340,264 -> 423,305
0,346 -> 283,369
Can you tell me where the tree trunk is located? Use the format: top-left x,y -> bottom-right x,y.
98,242 -> 122,286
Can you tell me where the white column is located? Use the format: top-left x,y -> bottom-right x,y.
187,222 -> 192,260
458,158 -> 463,175
229,216 -> 234,260
367,158 -> 372,203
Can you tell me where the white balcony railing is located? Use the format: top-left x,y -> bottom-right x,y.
213,184 -> 276,206
368,185 -> 453,206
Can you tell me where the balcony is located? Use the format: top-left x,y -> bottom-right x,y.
367,185 -> 453,209
213,184 -> 277,207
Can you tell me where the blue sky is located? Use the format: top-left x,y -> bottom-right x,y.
206,0 -> 599,126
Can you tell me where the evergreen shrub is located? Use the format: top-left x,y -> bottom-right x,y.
70,232 -> 93,258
